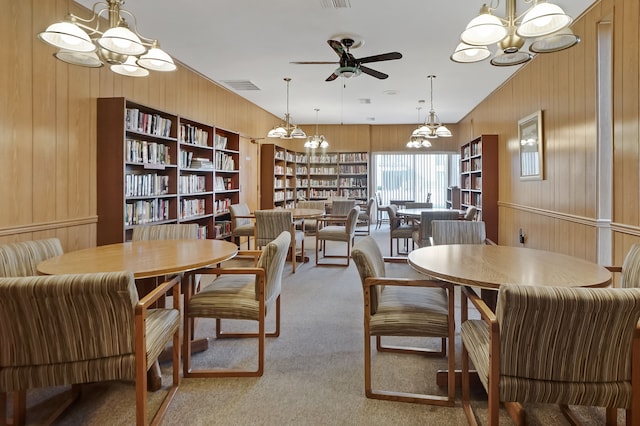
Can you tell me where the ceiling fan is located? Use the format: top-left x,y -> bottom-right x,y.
291,38 -> 402,82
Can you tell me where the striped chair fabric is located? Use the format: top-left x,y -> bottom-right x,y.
0,238 -> 63,277
183,231 -> 291,377
388,205 -> 415,256
331,199 -> 356,217
461,285 -> 640,425
315,206 -> 360,266
132,223 -> 199,241
254,210 -> 304,273
0,271 -> 181,425
229,203 -> 255,248
431,220 -> 487,245
356,197 -> 375,236
620,244 -> 640,288
296,200 -> 325,233
411,210 -> 460,248
351,236 -> 455,405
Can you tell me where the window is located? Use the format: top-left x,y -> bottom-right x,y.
373,153 -> 460,207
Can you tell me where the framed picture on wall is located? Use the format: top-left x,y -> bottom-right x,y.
518,110 -> 544,180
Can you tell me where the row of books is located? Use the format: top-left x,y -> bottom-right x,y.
215,152 -> 235,171
339,152 -> 368,163
125,173 -> 170,197
214,176 -> 232,191
309,167 -> 337,174
339,177 -> 367,187
213,221 -> 232,238
339,165 -> 367,174
179,175 -> 207,194
215,197 -> 232,214
126,139 -> 170,165
214,134 -> 228,150
180,198 -> 206,219
309,154 -> 339,163
125,199 -> 170,226
340,189 -> 367,199
126,108 -> 172,137
309,179 -> 338,187
179,124 -> 209,146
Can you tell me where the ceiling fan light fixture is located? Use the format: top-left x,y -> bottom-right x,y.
450,42 -> 491,63
335,66 -> 361,78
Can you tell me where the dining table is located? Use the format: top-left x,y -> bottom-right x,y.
407,243 -> 613,394
38,238 -> 239,390
396,207 -> 465,219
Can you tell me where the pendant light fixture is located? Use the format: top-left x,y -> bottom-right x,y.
412,75 -> 452,141
406,107 -> 432,149
451,0 -> 580,67
38,0 -> 176,76
304,109 -> 329,149
267,78 -> 307,139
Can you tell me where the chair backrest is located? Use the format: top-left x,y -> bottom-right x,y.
432,220 -> 487,245
345,206 -> 361,236
621,244 -> 640,288
255,231 -> 290,306
0,238 -> 64,277
376,191 -> 384,208
388,204 -> 400,230
417,210 -> 461,245
132,224 -> 199,241
0,271 -> 139,389
464,206 -> 478,221
351,236 -> 386,315
496,285 -> 640,387
297,200 -> 326,212
406,202 -> 433,209
254,210 -> 294,248
229,203 -> 252,228
332,200 -> 356,216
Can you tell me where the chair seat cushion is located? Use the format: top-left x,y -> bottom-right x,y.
460,319 -> 491,390
146,308 -> 180,366
187,274 -> 259,321
370,286 -> 449,337
234,223 -> 255,237
318,226 -> 350,242
391,225 -> 414,239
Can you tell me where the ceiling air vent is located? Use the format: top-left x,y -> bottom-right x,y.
221,80 -> 260,91
320,0 -> 351,9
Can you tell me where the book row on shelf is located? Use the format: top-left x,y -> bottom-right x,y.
125,174 -> 170,197
462,191 -> 483,207
215,198 -> 232,214
339,165 -> 367,174
213,221 -> 232,239
179,123 -> 209,146
180,198 -> 207,219
339,152 -> 369,162
215,152 -> 235,170
339,177 -> 367,187
309,166 -> 337,174
340,189 -> 368,199
125,199 -> 171,226
214,176 -> 233,191
309,179 -> 338,187
179,175 -> 207,194
309,154 -> 339,163
125,108 -> 172,137
126,139 -> 171,165
214,134 -> 229,150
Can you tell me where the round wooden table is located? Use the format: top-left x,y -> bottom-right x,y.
397,208 -> 465,219
37,239 -> 238,278
407,244 -> 612,290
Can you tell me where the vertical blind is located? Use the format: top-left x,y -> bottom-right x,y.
372,153 -> 460,208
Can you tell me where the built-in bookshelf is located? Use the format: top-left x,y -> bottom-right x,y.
213,128 -> 240,229
97,97 -> 240,244
460,134 -> 498,242
446,186 -> 461,209
260,145 -> 369,209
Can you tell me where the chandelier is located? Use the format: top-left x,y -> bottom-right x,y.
451,0 -> 580,67
38,0 -> 175,77
267,78 -> 307,139
407,75 -> 452,147
304,109 -> 329,149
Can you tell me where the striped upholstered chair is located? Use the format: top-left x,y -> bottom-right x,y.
183,231 -> 290,377
315,206 -> 360,266
0,237 -> 63,277
296,200 -> 326,235
461,285 -> 640,426
132,223 -> 199,241
229,203 -> 255,249
255,210 -> 304,273
351,236 -> 455,405
0,271 -> 181,426
431,220 -> 494,245
607,243 -> 640,288
411,210 -> 460,248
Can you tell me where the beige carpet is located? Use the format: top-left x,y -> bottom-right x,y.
14,228 -> 618,425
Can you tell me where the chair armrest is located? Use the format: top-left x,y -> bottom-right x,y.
136,275 -> 181,313
382,256 -> 409,264
461,286 -> 496,323
364,276 -> 453,291
605,265 -> 622,273
192,266 -> 264,276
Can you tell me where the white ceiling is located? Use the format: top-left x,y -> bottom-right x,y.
74,0 -> 594,126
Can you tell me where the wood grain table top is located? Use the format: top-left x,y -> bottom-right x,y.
408,244 -> 612,290
37,239 -> 238,279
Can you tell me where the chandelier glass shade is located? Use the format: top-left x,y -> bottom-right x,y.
267,78 -> 307,140
451,0 -> 580,67
407,75 -> 452,149
304,109 -> 329,149
38,0 -> 176,77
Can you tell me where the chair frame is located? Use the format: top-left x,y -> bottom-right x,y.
315,207 -> 359,267
362,258 -> 456,406
182,250 -> 281,378
255,210 -> 304,273
460,285 -> 640,426
355,197 -> 375,236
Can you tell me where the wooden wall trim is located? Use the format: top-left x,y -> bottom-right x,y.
611,222 -> 640,237
0,216 -> 98,236
498,202 -> 604,228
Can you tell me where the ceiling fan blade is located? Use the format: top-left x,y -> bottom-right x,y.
360,66 -> 388,80
357,52 -> 403,64
325,72 -> 339,82
290,61 -> 339,65
327,39 -> 345,57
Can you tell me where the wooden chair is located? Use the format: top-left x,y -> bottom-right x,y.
412,210 -> 460,248
255,210 -> 304,273
331,199 -> 356,217
356,197 -> 375,236
388,205 -> 415,256
0,238 -> 63,277
132,223 -> 199,241
0,271 -> 181,426
183,231 -> 290,377
375,191 -> 392,229
351,236 -> 455,405
296,200 -> 326,235
315,206 -> 360,266
461,284 -> 640,426
229,203 -> 255,249
606,243 -> 640,288
431,220 -> 494,245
